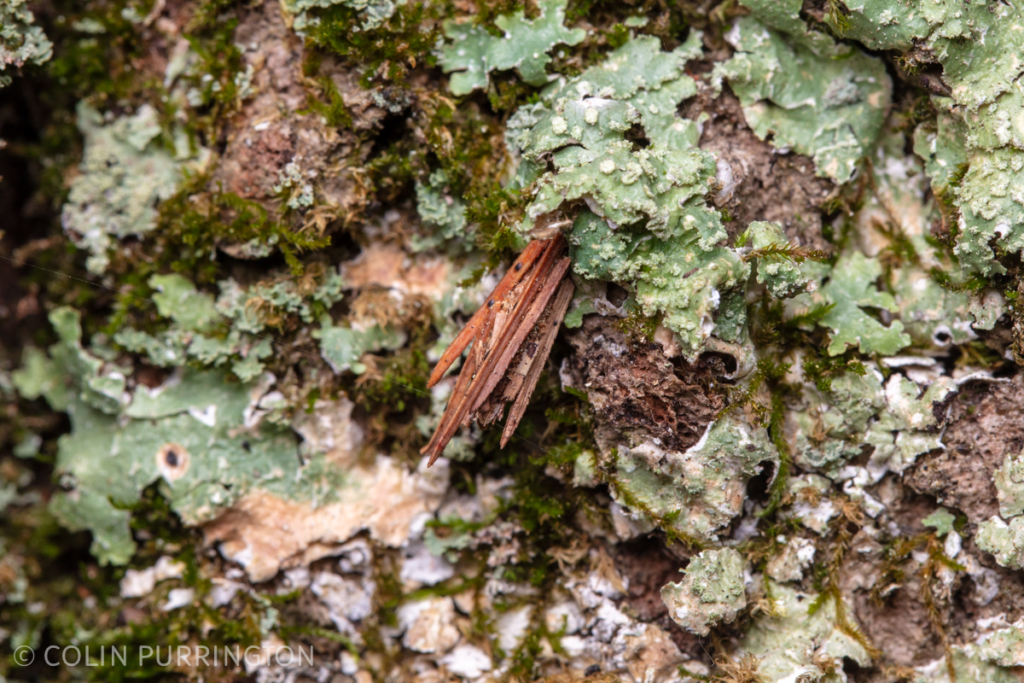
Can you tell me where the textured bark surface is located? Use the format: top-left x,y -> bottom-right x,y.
2,1 -> 1024,682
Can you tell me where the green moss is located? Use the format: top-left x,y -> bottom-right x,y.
306,2 -> 441,85
353,347 -> 429,414
612,307 -> 660,345
802,351 -> 866,394
465,183 -> 530,258
302,72 -> 355,129
742,221 -> 819,299
43,0 -> 150,106
159,185 -> 331,279
183,18 -> 243,103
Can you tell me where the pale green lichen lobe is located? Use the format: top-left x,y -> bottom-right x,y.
62,104 -> 203,273
0,0 -> 52,88
612,414 -> 778,541
283,0 -> 406,31
661,548 -> 747,636
439,0 -> 585,95
713,0 -> 891,183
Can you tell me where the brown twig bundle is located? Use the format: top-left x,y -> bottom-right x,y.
422,235 -> 574,466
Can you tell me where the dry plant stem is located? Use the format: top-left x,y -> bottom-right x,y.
427,239 -> 546,388
421,235 -> 571,465
501,279 -> 575,447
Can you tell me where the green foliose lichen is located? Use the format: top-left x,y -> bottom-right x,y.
736,581 -> 872,683
0,0 -> 51,88
284,0 -> 406,31
113,271 -> 343,380
863,374 -> 957,475
611,413 -> 778,542
922,507 -> 957,537
414,169 -> 474,253
788,363 -> 959,477
795,252 -> 911,356
787,366 -> 884,473
12,309 -> 357,567
317,318 -> 407,375
866,129 -> 989,347
712,0 -> 891,183
510,35 -> 708,240
911,646 -> 1018,683
994,449 -> 1024,519
832,0 -> 1024,276
14,308 -> 128,415
661,548 -> 747,636
151,274 -> 221,333
62,103 -> 206,273
438,0 -> 585,95
570,211 -> 748,359
511,35 -> 750,359
976,516 -> 1024,570
976,619 -> 1024,669
214,271 -> 346,334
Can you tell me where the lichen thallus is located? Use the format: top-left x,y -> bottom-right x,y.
421,234 -> 574,466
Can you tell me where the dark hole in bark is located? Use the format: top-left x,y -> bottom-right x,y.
606,283 -> 630,307
745,459 -> 776,502
842,656 -> 870,682
700,351 -> 738,376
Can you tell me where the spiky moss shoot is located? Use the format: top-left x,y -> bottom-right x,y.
613,307 -> 661,346
174,8 -> 248,141
425,383 -> 596,596
76,487 -> 262,679
869,527 -> 967,681
300,53 -> 355,130
711,653 -> 767,683
358,92 -> 519,262
302,0 -> 725,268
351,346 -> 432,457
804,497 -> 881,662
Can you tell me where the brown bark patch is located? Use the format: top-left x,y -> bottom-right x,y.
685,86 -> 834,250
567,316 -> 726,454
905,375 -> 1024,523
209,1 -> 372,229
612,538 -> 703,661
614,538 -> 684,622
